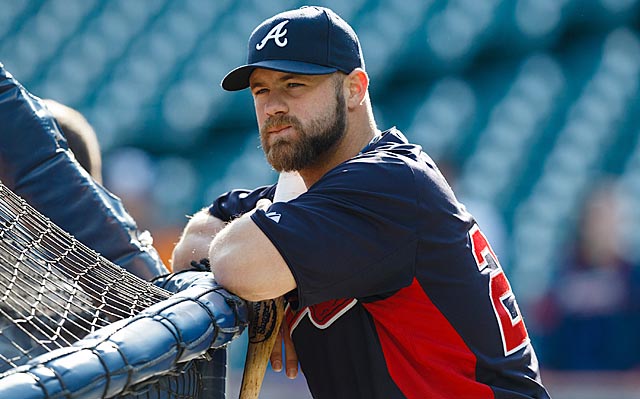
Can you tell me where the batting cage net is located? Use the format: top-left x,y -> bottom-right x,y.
0,181 -> 247,398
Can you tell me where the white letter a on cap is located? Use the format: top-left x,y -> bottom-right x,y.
256,20 -> 289,50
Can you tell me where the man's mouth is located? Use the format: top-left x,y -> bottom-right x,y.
268,125 -> 292,134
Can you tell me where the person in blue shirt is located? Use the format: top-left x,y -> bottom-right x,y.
172,6 -> 550,399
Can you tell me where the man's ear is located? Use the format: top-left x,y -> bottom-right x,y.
345,68 -> 369,109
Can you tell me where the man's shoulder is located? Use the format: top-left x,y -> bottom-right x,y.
348,128 -> 433,177
358,128 -> 428,168
322,150 -> 417,190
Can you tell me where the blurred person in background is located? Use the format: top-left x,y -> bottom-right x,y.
44,98 -> 171,264
532,178 -> 640,370
42,99 -> 172,265
43,99 -> 103,184
172,6 -> 550,398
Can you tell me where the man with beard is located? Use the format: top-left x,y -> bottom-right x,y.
171,6 -> 550,399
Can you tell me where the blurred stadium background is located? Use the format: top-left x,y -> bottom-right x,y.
2,0 -> 640,398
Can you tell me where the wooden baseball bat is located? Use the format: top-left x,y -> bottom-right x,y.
239,296 -> 285,399
238,172 -> 306,399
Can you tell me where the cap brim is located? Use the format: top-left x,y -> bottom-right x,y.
221,60 -> 338,91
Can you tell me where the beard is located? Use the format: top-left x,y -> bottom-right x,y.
260,91 -> 347,172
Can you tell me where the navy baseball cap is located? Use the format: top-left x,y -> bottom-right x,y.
221,6 -> 364,91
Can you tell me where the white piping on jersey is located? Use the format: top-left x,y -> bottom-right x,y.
288,298 -> 359,337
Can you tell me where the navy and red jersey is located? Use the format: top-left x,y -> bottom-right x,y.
209,128 -> 550,399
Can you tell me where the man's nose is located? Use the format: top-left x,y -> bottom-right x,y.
264,91 -> 288,116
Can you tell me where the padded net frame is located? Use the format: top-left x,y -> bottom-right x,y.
0,182 -> 243,398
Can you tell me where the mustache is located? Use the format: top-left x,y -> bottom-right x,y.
261,115 -> 301,134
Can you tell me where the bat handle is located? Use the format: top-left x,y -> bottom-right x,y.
239,296 -> 285,399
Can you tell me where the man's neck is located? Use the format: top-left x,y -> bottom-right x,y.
298,120 -> 378,187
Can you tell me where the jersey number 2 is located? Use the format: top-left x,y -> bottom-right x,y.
469,225 -> 529,356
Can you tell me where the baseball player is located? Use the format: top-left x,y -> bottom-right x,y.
173,6 -> 551,399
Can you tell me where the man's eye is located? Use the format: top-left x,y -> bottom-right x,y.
253,88 -> 268,95
287,82 -> 304,88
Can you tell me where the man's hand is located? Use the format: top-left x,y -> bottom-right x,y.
270,321 -> 299,379
171,209 -> 226,272
255,198 -> 272,212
